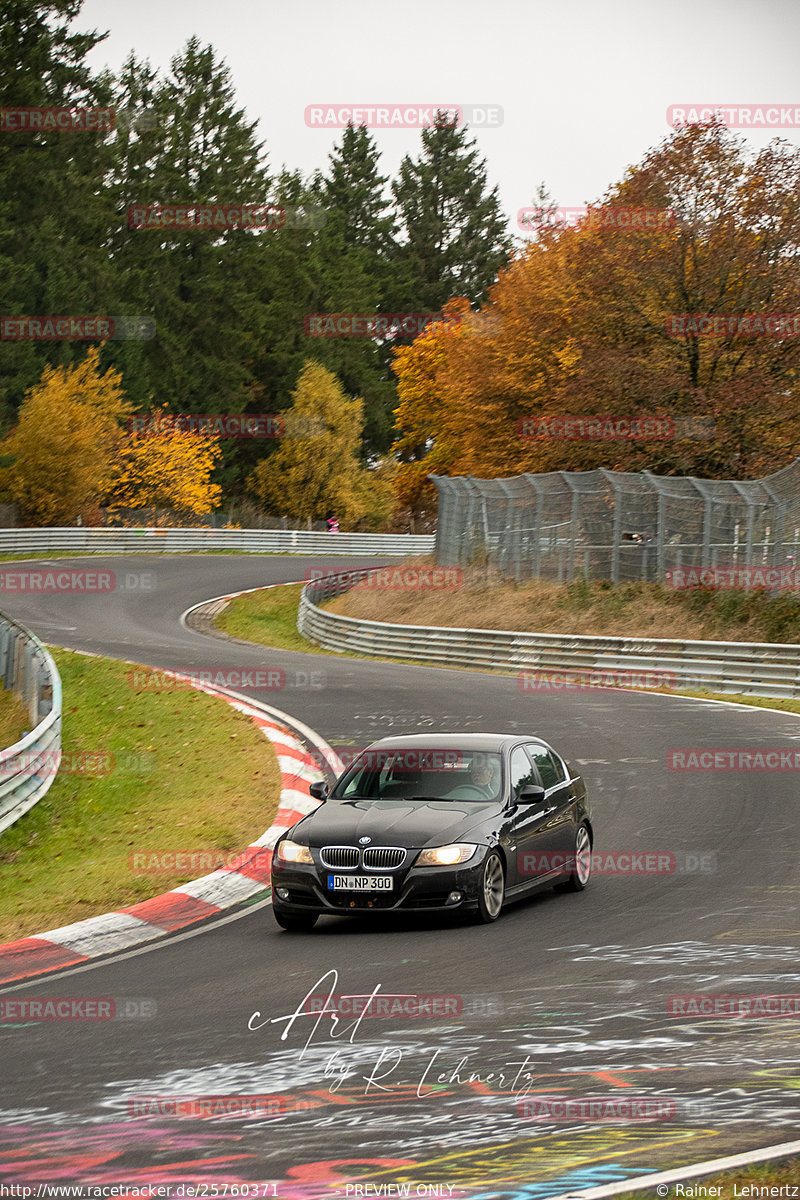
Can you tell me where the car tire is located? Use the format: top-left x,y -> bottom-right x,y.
474,851 -> 505,923
273,909 -> 318,932
559,823 -> 592,892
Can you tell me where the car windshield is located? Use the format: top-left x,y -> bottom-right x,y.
331,748 -> 504,803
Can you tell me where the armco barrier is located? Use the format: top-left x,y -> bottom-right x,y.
0,527 -> 434,557
298,568 -> 800,700
0,613 -> 62,834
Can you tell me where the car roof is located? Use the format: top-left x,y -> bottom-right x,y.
366,733 -> 554,753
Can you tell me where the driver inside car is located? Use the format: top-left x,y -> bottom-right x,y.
447,756 -> 501,801
472,758 -> 501,798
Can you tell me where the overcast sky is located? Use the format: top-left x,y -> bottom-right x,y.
75,0 -> 800,236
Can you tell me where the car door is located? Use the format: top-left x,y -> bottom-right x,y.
505,744 -> 566,890
523,742 -> 580,868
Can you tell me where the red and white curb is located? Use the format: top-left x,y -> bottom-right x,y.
0,680 -> 338,986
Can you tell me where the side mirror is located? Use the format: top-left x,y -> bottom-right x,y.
309,780 -> 329,801
516,784 -> 546,806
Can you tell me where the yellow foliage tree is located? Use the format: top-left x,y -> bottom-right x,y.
247,361 -> 393,528
105,409 -> 223,519
1,348 -> 132,525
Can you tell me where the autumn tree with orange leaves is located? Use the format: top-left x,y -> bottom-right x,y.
392,121 -> 800,512
1,352 -> 223,525
1,348 -> 132,525
105,409 -> 222,520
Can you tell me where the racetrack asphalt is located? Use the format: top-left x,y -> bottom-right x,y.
0,553 -> 799,1196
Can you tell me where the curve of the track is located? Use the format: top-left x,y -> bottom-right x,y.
1,554 -> 799,1196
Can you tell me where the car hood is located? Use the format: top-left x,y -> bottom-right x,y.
292,798 -> 500,849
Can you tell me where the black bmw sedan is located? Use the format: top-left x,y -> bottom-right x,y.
270,734 -> 593,931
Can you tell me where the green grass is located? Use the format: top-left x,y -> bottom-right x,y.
673,689 -> 800,715
612,1153 -> 800,1198
0,687 -> 30,748
217,583 -> 333,654
0,650 -> 281,942
217,582 -> 800,718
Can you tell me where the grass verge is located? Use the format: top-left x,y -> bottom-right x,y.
0,650 -> 281,942
216,583 -> 334,654
613,1153 -> 800,1198
0,688 -> 30,749
326,561 -> 800,644
216,579 -> 800,718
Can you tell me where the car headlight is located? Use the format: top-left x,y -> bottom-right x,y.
276,839 -> 313,865
416,843 -> 477,867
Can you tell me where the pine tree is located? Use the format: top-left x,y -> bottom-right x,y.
309,124 -> 398,455
100,52 -> 163,411
317,124 -> 396,257
0,0 -> 114,424
389,119 -> 512,313
245,169 -> 324,487
105,37 -> 271,471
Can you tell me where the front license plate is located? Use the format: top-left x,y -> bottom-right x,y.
327,874 -> 393,892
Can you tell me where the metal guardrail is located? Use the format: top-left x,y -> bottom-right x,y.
0,613 -> 62,834
0,527 -> 434,557
298,568 -> 800,700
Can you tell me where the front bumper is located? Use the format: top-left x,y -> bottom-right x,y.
271,850 -> 489,917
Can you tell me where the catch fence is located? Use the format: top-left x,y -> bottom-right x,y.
431,461 -> 800,586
